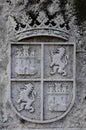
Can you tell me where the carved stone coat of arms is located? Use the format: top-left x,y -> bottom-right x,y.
10,42 -> 76,123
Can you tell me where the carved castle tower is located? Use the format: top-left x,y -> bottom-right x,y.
48,83 -> 69,111
15,46 -> 37,75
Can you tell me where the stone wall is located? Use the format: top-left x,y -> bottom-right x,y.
0,0 -> 86,130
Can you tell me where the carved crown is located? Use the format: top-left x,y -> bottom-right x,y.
7,0 -> 72,41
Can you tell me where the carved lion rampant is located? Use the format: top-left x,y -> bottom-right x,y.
18,83 -> 36,113
50,47 -> 68,76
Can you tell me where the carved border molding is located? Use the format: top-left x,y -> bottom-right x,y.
16,28 -> 69,41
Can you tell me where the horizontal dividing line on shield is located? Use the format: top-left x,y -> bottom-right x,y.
43,79 -> 74,82
76,78 -> 86,82
11,78 -> 41,81
11,78 -> 74,82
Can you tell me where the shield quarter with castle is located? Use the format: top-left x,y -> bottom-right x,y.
10,42 -> 76,123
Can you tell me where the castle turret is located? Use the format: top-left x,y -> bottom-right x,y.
48,83 -> 69,112
15,46 -> 37,75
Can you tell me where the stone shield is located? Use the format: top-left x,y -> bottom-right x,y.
10,42 -> 76,123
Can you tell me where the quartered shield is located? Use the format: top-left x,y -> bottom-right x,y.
10,42 -> 76,123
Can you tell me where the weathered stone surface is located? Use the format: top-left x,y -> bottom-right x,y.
0,0 -> 86,130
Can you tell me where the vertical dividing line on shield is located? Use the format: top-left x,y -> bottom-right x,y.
41,44 -> 44,121
9,43 -> 12,105
73,43 -> 76,102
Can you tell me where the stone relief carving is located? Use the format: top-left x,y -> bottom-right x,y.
15,46 -> 37,75
48,83 -> 68,112
36,11 -> 48,27
7,0 -> 70,30
18,83 -> 36,112
6,0 -> 73,40
10,42 -> 75,123
50,47 -> 68,76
